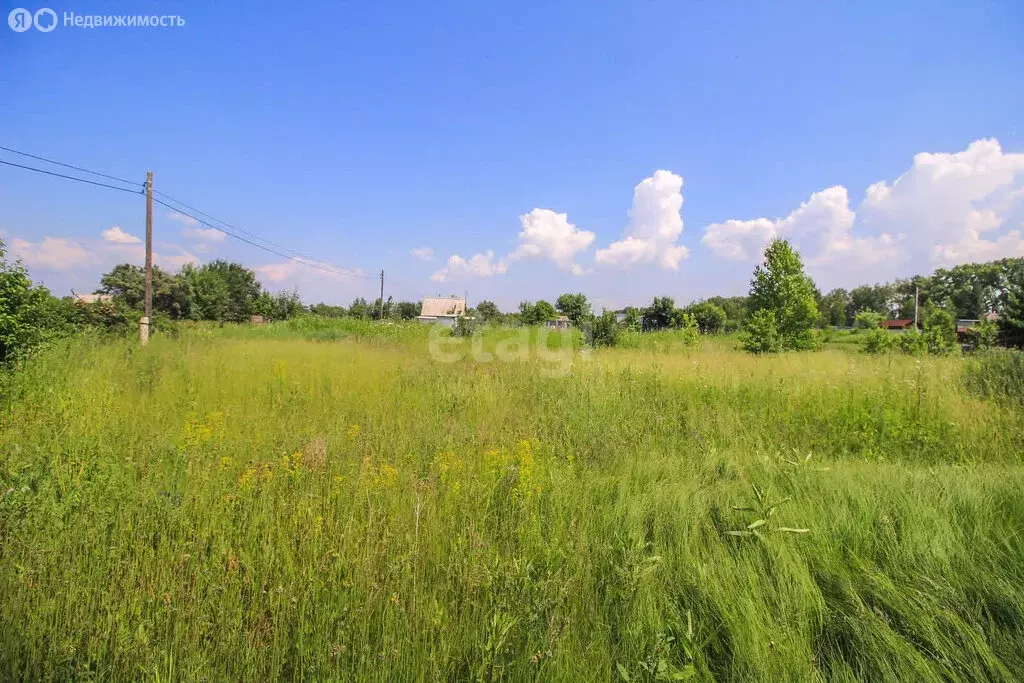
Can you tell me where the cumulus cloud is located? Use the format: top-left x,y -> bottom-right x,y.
9,237 -> 98,270
430,250 -> 507,282
411,247 -> 434,260
595,170 -> 690,270
101,226 -> 141,244
701,138 -> 1024,284
167,211 -> 226,243
510,208 -> 595,275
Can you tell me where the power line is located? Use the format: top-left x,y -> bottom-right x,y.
0,145 -> 376,281
0,159 -> 145,194
151,196 -> 374,280
0,144 -> 140,188
153,189 -> 312,260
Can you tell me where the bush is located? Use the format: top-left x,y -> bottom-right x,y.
589,311 -> 620,348
897,330 -> 927,356
863,328 -> 895,354
853,310 -> 884,329
742,309 -> 782,353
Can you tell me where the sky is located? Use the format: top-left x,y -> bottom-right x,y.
2,0 -> 1023,312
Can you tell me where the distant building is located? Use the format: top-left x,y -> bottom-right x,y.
416,296 -> 467,327
546,315 -> 571,330
882,319 -> 914,330
71,292 -> 113,304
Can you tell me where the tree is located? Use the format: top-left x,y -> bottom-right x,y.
746,239 -> 819,351
999,261 -> 1024,347
556,293 -> 592,327
394,301 -> 422,320
475,300 -> 502,323
923,308 -> 957,355
705,296 -> 748,330
590,310 -> 620,347
347,297 -> 370,319
181,260 -> 261,322
741,309 -> 781,353
519,300 -> 556,325
685,301 -> 727,334
99,263 -> 192,319
0,240 -> 69,363
255,289 -> 305,320
819,288 -> 850,327
620,307 -> 642,332
853,310 -> 883,330
849,284 -> 894,320
643,297 -> 684,330
310,303 -> 346,317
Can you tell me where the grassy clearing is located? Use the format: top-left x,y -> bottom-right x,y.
1,322 -> 1023,681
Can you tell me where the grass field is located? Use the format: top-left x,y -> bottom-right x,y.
2,321 -> 1023,681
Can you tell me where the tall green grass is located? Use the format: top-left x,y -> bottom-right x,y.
1,327 -> 1022,680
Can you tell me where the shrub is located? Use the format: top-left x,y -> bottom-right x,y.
853,310 -> 884,329
589,310 -> 620,348
863,328 -> 895,354
897,330 -> 927,356
742,309 -> 782,353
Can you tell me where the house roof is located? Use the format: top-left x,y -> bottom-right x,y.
420,296 -> 466,317
71,293 -> 113,304
882,319 -> 913,328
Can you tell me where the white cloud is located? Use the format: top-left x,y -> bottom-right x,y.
430,250 -> 508,282
166,211 -> 199,227
10,237 -> 98,270
167,211 -> 226,243
510,208 -> 595,275
255,257 -> 366,284
411,247 -> 434,260
101,226 -> 141,244
701,138 -> 1024,284
595,170 -> 690,270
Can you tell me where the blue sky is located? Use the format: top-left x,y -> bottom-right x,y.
2,0 -> 1023,311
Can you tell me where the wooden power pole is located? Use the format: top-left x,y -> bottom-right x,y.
379,270 -> 385,319
142,170 -> 153,345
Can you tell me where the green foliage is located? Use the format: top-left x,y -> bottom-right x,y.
2,329 -> 1023,680
819,288 -> 850,327
475,300 -> 502,323
897,330 -> 927,356
923,308 -> 958,356
620,307 -> 642,332
862,328 -> 895,354
963,349 -> 1024,407
589,310 -> 620,347
643,297 -> 685,331
99,263 -> 193,319
556,293 -> 592,327
0,241 -> 70,363
309,302 -> 347,318
393,301 -> 422,320
999,260 -> 1024,347
746,239 -> 819,351
741,309 -> 781,353
853,310 -> 884,330
519,300 -> 557,325
685,302 -> 727,334
347,297 -> 371,319
966,317 -> 999,350
255,289 -> 305,321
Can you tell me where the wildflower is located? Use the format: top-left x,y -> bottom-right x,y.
346,424 -> 361,440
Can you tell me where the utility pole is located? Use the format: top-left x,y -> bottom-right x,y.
379,270 -> 385,320
141,171 -> 153,345
913,285 -> 919,331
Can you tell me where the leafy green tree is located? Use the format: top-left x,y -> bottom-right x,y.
181,261 -> 261,322
849,284 -> 894,320
620,307 -> 642,332
966,317 -> 998,350
347,297 -> 370,319
394,301 -> 422,320
705,295 -> 748,330
741,309 -> 781,353
853,310 -> 883,329
310,303 -> 347,317
923,308 -> 957,355
590,310 -> 620,347
99,263 -> 193,319
820,288 -> 850,327
643,296 -> 684,330
685,301 -> 727,334
255,289 -> 305,320
556,293 -> 592,327
475,300 -> 502,323
999,261 -> 1024,347
746,239 -> 819,350
0,240 -> 69,362
863,328 -> 895,354
518,300 -> 556,325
